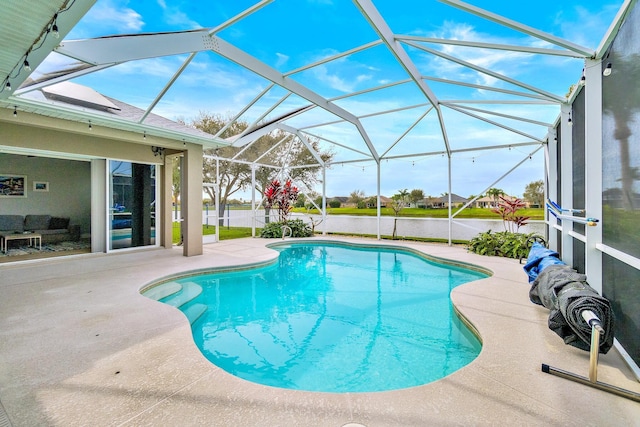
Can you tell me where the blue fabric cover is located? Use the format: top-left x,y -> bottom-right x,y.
522,242 -> 564,283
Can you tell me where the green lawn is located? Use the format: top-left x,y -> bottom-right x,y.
295,207 -> 544,220
172,224 -> 256,244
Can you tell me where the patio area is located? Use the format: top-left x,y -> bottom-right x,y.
1,237 -> 639,426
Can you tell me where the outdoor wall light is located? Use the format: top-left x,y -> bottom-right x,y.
51,14 -> 60,39
151,146 -> 165,156
603,62 -> 612,77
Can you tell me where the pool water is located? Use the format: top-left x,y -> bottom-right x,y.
154,242 -> 488,393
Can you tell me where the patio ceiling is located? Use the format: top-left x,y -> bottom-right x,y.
0,1 -> 624,168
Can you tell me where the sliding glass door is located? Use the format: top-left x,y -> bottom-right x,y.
109,160 -> 157,250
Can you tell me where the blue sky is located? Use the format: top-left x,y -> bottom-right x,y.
50,0 -> 624,199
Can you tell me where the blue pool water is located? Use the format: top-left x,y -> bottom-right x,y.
152,242 -> 489,393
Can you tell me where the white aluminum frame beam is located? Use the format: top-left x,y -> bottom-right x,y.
404,41 -> 566,103
354,0 -> 452,156
442,104 -> 547,142
444,103 -> 554,127
422,76 -> 555,102
396,35 -> 587,58
438,0 -> 594,57
215,83 -> 274,139
208,35 -> 380,162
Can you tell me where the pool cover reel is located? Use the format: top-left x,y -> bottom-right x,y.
523,243 -> 614,353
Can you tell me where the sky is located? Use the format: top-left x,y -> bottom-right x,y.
42,0 -> 625,200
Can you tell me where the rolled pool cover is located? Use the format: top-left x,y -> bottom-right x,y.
524,243 -> 614,353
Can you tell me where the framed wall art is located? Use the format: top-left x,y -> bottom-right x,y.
33,181 -> 49,192
0,174 -> 26,197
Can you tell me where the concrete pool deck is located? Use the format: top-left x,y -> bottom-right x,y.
1,237 -> 639,426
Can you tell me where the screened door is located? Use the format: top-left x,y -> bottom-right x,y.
109,161 -> 157,250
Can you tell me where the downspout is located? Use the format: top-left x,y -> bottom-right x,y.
215,158 -> 220,242
448,155 -> 452,246
377,161 -> 381,240
251,164 -> 256,237
322,166 -> 327,236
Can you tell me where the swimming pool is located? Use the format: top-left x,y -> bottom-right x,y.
143,241 -> 489,392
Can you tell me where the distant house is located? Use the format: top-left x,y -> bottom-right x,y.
425,193 -> 469,208
474,196 -> 495,208
475,195 -> 530,208
365,195 -> 391,208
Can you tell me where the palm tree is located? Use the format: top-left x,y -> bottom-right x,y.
486,188 -> 505,207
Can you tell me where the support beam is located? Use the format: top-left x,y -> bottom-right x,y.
354,0 -> 453,156
162,155 -> 176,249
559,103 -> 574,265
438,0 -> 594,57
181,143 -> 203,256
208,35 -> 380,161
584,59 -> 603,293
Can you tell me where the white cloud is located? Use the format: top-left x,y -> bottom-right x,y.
275,53 -> 290,68
311,64 -> 373,93
80,0 -> 144,33
420,21 -> 533,86
155,0 -> 201,29
554,4 -> 622,49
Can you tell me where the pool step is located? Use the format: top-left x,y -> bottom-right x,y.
162,281 -> 202,308
142,281 -> 182,301
183,303 -> 207,325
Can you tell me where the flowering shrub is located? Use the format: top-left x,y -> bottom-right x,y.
492,195 -> 529,232
264,179 -> 299,223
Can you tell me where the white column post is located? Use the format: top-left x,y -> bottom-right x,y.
215,157 -> 220,242
584,58 -> 604,294
447,155 -> 452,246
322,166 -> 327,236
560,102 -> 574,264
377,161 -> 381,240
251,164 -> 256,237
547,120 -> 559,251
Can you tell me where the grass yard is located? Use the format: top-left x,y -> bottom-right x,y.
172,224 -> 255,244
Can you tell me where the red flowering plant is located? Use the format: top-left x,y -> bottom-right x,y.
492,195 -> 530,232
264,179 -> 299,223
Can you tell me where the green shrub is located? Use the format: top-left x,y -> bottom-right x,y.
260,219 -> 313,238
329,199 -> 341,208
467,230 -> 543,259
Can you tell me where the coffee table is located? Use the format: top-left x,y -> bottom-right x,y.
0,232 -> 42,253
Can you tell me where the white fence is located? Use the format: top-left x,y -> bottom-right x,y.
200,209 -> 545,241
